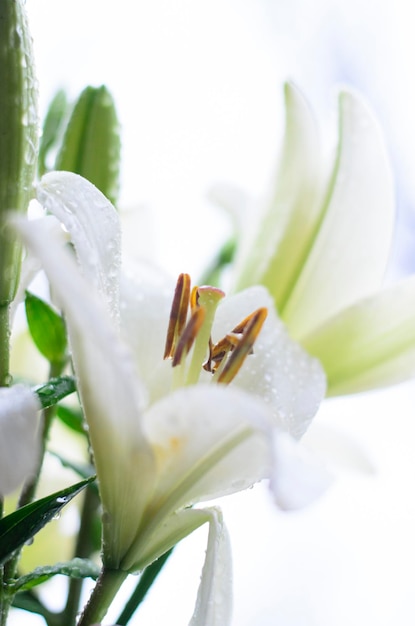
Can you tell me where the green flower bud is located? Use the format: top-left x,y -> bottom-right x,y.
56,85 -> 121,205
0,0 -> 38,305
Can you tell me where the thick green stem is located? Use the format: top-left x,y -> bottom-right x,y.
76,567 -> 127,626
63,486 -> 100,626
0,305 -> 10,388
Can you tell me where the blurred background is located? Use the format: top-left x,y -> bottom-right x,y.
15,0 -> 415,624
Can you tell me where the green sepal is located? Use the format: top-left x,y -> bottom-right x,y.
38,89 -> 69,177
55,85 -> 121,204
34,376 -> 76,409
56,404 -> 85,435
0,476 -> 95,566
25,291 -> 67,365
10,558 -> 100,593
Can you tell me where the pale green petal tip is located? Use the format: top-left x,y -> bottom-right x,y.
304,277 -> 415,396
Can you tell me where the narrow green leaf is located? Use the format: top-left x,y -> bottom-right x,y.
0,476 -> 95,566
116,549 -> 174,625
25,291 -> 67,364
56,404 -> 85,435
48,451 -> 96,485
12,590 -> 57,624
55,85 -> 121,204
38,89 -> 69,177
11,558 -> 100,592
34,376 -> 76,409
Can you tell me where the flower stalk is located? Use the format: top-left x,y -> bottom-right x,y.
0,0 -> 38,386
76,567 -> 127,626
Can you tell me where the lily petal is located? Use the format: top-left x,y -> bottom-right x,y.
123,507 -> 232,626
120,266 -> 175,406
213,286 -> 326,438
282,90 -> 395,340
303,275 -> 415,395
140,384 -> 273,514
270,431 -> 332,510
0,385 -> 40,496
233,83 -> 326,311
14,217 -> 155,568
37,171 -> 121,320
188,507 -> 232,626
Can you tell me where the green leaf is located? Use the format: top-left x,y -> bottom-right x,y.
25,291 -> 67,364
55,85 -> 121,205
11,558 -> 100,592
34,376 -> 76,409
116,549 -> 173,625
48,451 -> 96,484
38,89 -> 69,177
0,476 -> 95,566
56,404 -> 85,435
12,590 -> 57,624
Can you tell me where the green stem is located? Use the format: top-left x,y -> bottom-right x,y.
76,567 -> 127,626
116,548 -> 174,625
63,486 -> 100,625
0,305 -> 10,388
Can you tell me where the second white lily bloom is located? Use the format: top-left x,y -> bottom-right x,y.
213,84 -> 415,396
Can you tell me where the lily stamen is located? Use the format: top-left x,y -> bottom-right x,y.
216,307 -> 268,384
172,306 -> 206,367
165,275 -> 267,386
163,273 -> 191,359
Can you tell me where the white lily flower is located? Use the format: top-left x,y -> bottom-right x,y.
14,172 -> 328,624
0,384 -> 41,496
212,83 -> 415,396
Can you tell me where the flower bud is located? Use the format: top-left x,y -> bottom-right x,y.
0,0 -> 38,305
56,85 -> 121,205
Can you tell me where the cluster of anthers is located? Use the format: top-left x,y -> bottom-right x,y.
164,273 -> 268,386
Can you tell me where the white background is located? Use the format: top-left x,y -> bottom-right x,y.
13,1 -> 415,624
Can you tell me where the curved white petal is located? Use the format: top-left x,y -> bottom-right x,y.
283,90 -> 395,339
10,216 -> 65,322
120,265 -> 175,406
188,508 -> 232,626
141,385 -> 273,513
0,385 -> 41,496
213,286 -> 326,438
37,172 -> 121,320
14,217 -> 155,568
303,275 -> 415,396
233,83 -> 326,311
122,507 -> 232,626
270,431 -> 332,510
